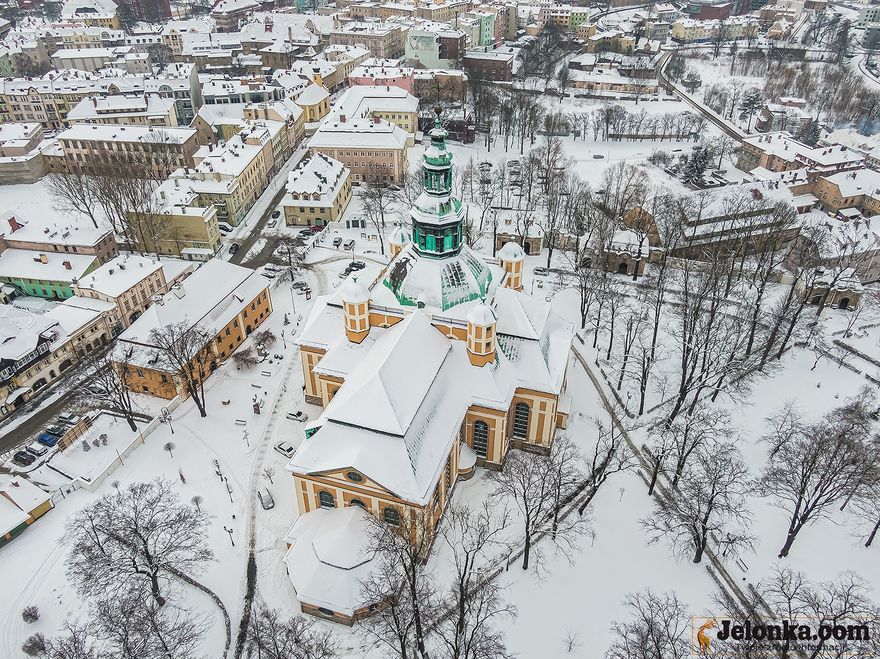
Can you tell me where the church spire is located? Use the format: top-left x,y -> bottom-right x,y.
410,107 -> 465,258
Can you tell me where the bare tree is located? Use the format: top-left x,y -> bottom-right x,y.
80,349 -> 142,432
578,417 -> 636,515
436,501 -> 516,659
46,169 -> 103,229
66,478 -> 213,608
247,600 -> 336,659
361,182 -> 397,255
756,388 -> 879,557
667,404 -> 732,488
232,347 -> 259,370
148,321 -> 213,417
605,590 -> 690,659
644,441 -> 754,563
359,507 -> 437,659
44,622 -> 101,659
851,478 -> 880,547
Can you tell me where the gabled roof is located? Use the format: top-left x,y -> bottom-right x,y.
323,312 -> 449,436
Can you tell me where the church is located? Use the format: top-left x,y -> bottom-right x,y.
282,113 -> 573,624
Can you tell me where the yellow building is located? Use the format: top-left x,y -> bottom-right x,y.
113,260 -> 272,400
293,81 -> 331,125
282,154 -> 352,227
0,476 -> 53,546
284,119 -> 572,623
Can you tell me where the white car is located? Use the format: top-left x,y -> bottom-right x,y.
274,441 -> 295,458
286,411 -> 308,422
58,413 -> 82,425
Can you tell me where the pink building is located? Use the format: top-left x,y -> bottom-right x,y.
347,58 -> 415,94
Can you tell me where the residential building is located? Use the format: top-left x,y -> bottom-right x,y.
539,4 -> 591,31
0,249 -> 100,300
737,132 -> 865,175
66,93 -> 180,127
211,0 -> 261,32
812,168 -> 880,216
283,154 -> 353,227
113,260 -> 272,399
462,48 -> 514,81
55,124 -> 200,177
348,58 -> 415,92
333,85 -> 419,136
293,82 -> 332,124
0,212 -> 118,266
0,476 -> 53,546
404,24 -> 467,69
329,22 -> 405,59
73,254 -> 194,327
0,123 -> 43,157
670,17 -> 758,43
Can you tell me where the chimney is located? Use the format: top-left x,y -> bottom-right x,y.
39,253 -> 48,264
7,215 -> 23,232
340,114 -> 346,122
63,260 -> 72,270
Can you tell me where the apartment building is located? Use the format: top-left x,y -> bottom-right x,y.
737,132 -> 865,175
812,168 -> 880,216
462,48 -> 514,81
0,64 -> 202,129
539,4 -> 591,30
55,124 -> 200,177
0,212 -> 118,265
334,85 -> 419,137
0,249 -> 100,299
61,0 -> 121,29
113,260 -> 272,400
73,254 -> 193,327
0,123 -> 43,158
283,154 -> 353,227
201,76 -> 286,105
309,113 -> 409,185
348,58 -> 415,92
670,17 -> 758,43
66,93 -> 180,127
404,24 -> 467,69
211,0 -> 261,31
329,22 -> 405,59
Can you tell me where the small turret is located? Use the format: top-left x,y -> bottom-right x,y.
466,299 -> 496,367
498,241 -> 525,291
388,224 -> 410,258
342,276 -> 370,344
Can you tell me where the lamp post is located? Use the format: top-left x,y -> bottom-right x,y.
223,525 -> 235,547
160,408 -> 174,434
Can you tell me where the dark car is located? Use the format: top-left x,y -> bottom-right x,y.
348,260 -> 366,270
332,236 -> 343,247
45,424 -> 67,436
298,229 -> 313,238
271,210 -> 281,219
229,243 -> 241,255
37,433 -> 59,447
12,451 -> 35,466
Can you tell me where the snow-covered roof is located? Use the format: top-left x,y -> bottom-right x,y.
0,249 -> 97,284
498,241 -> 525,262
283,507 -> 378,615
0,305 -> 60,362
57,123 -> 196,145
0,476 -> 49,536
0,210 -> 109,247
821,169 -> 880,200
74,254 -> 164,298
294,81 -> 329,106
285,153 -> 348,202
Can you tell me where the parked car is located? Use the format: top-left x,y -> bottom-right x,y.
299,229 -> 313,238
258,488 -> 275,510
260,269 -> 277,279
310,225 -> 323,233
26,442 -> 48,457
274,441 -> 295,458
57,413 -> 81,425
533,267 -> 550,277
271,210 -> 281,219
338,270 -> 351,279
37,433 -> 59,447
348,260 -> 366,270
292,280 -> 308,290
332,236 -> 343,247
263,263 -> 282,273
229,243 -> 240,255
218,222 -> 233,234
45,424 -> 66,436
267,219 -> 277,229
12,451 -> 35,466
342,239 -> 355,250
286,411 -> 308,422
592,154 -> 604,159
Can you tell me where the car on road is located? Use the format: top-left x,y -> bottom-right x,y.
292,280 -> 308,290
342,239 -> 355,250
12,451 -> 35,466
348,260 -> 366,270
57,413 -> 81,426
267,219 -> 277,229
260,268 -> 276,279
533,267 -> 550,277
274,441 -> 296,458
218,222 -> 233,234
592,154 -> 605,159
338,270 -> 351,279
258,488 -> 275,510
271,210 -> 281,219
286,411 -> 308,422
332,236 -> 343,247
45,424 -> 67,436
298,228 -> 313,237
26,442 -> 48,457
37,433 -> 59,447
229,243 -> 241,255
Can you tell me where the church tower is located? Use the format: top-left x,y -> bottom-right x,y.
342,276 -> 370,344
410,108 -> 465,258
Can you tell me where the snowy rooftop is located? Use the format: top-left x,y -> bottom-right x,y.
821,168 -> 880,200
0,249 -> 97,284
743,132 -> 865,170
0,210 -> 109,247
74,254 -> 164,298
285,153 -> 348,203
294,81 -> 329,107
0,476 -> 49,536
67,93 -> 175,121
0,305 -> 59,363
57,124 -> 197,145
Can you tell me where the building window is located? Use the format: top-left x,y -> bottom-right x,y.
350,498 -> 366,508
318,490 -> 335,508
473,420 -> 489,458
383,507 -> 400,525
513,402 -> 530,439
346,471 -> 363,482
